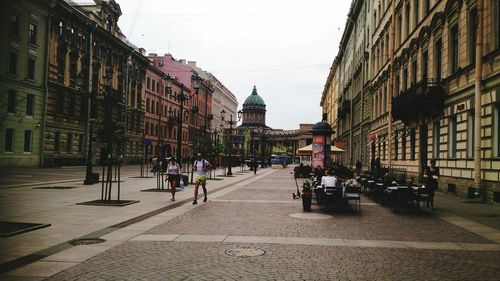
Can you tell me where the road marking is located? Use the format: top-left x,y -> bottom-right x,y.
130,234 -> 500,251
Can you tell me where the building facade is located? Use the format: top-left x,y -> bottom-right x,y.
1,0 -> 49,167
44,0 -> 148,166
323,0 -> 500,202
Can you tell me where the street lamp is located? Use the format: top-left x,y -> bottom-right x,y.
221,109 -> 242,176
82,71 -> 97,185
164,74 -> 201,163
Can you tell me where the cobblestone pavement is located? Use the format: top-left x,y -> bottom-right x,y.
8,167 -> 500,280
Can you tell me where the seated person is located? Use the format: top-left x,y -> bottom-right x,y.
321,169 -> 337,188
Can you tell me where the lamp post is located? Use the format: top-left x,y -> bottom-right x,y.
82,71 -> 97,185
221,109 -> 242,176
165,74 -> 201,164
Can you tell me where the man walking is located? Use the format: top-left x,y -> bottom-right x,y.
192,153 -> 211,205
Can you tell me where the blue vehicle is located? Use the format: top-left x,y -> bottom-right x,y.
271,154 -> 289,168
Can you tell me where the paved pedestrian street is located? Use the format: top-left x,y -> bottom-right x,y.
2,167 -> 499,280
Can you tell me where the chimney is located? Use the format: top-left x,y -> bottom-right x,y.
322,113 -> 327,121
148,53 -> 158,57
139,48 -> 146,55
179,59 -> 186,64
188,61 -> 197,67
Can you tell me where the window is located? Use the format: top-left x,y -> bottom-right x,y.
468,7 -> 478,64
56,94 -> 64,114
79,135 -> 84,153
7,91 -> 16,113
397,14 -> 402,46
54,132 -> 60,152
424,0 -> 430,14
66,134 -> 72,152
27,58 -> 36,80
106,19 -> 113,32
433,120 -> 440,158
412,59 -> 417,84
58,21 -> 64,38
26,94 -> 35,116
402,129 -> 407,160
24,130 -> 32,152
402,68 -> 408,90
156,82 -> 160,93
494,104 -> 500,157
448,115 -> 457,158
468,111 -> 475,158
29,23 -> 38,45
5,129 -> 14,152
410,128 -> 416,160
146,98 -> 150,112
10,15 -> 20,37
80,98 -> 88,118
383,138 -> 386,160
414,0 -> 419,24
394,130 -> 399,160
496,0 -> 500,48
450,23 -> 459,73
152,80 -> 155,92
9,52 -> 18,74
147,77 -> 150,89
405,2 -> 411,38
69,97 -> 75,115
422,50 -> 428,80
434,38 -> 442,79
395,74 -> 400,96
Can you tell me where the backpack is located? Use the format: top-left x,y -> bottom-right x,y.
194,159 -> 206,170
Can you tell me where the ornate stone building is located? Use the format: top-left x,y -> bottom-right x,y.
323,0 -> 500,202
44,0 -> 148,166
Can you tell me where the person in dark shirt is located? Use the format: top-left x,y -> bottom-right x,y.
423,159 -> 440,208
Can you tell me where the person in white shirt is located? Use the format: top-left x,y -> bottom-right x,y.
166,157 -> 181,201
192,153 -> 212,205
321,169 -> 338,188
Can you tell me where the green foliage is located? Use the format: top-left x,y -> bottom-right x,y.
302,180 -> 312,192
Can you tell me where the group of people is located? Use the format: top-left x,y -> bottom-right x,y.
312,158 -> 440,208
153,153 -> 212,205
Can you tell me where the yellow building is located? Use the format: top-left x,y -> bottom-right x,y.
323,0 -> 500,202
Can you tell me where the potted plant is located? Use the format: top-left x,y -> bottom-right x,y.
302,180 -> 313,211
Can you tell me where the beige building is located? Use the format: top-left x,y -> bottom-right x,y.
323,0 -> 500,202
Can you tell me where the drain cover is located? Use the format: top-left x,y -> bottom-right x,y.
69,238 -> 106,246
225,247 -> 265,258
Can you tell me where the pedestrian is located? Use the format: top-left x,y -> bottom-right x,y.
151,156 -> 158,175
321,169 -> 338,188
355,159 -> 362,175
423,159 -> 440,209
192,153 -> 211,205
166,157 -> 181,201
374,157 -> 381,177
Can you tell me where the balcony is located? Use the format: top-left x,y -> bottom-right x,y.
391,78 -> 445,125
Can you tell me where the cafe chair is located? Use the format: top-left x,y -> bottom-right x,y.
345,186 -> 361,210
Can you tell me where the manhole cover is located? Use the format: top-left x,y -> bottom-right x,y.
34,186 -> 78,190
225,247 -> 265,258
289,213 -> 333,220
69,238 -> 106,246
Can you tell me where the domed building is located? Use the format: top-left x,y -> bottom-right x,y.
241,86 -> 267,128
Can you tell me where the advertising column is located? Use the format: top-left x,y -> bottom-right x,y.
312,135 -> 325,169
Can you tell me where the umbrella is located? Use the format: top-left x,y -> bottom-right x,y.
296,144 -> 344,156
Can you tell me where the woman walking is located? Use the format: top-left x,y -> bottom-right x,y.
166,157 -> 181,201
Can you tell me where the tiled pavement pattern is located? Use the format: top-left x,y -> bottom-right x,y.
4,167 -> 500,280
44,241 -> 500,281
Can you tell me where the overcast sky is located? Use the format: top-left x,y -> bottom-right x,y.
117,0 -> 352,130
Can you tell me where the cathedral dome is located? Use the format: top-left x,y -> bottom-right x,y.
243,86 -> 266,106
